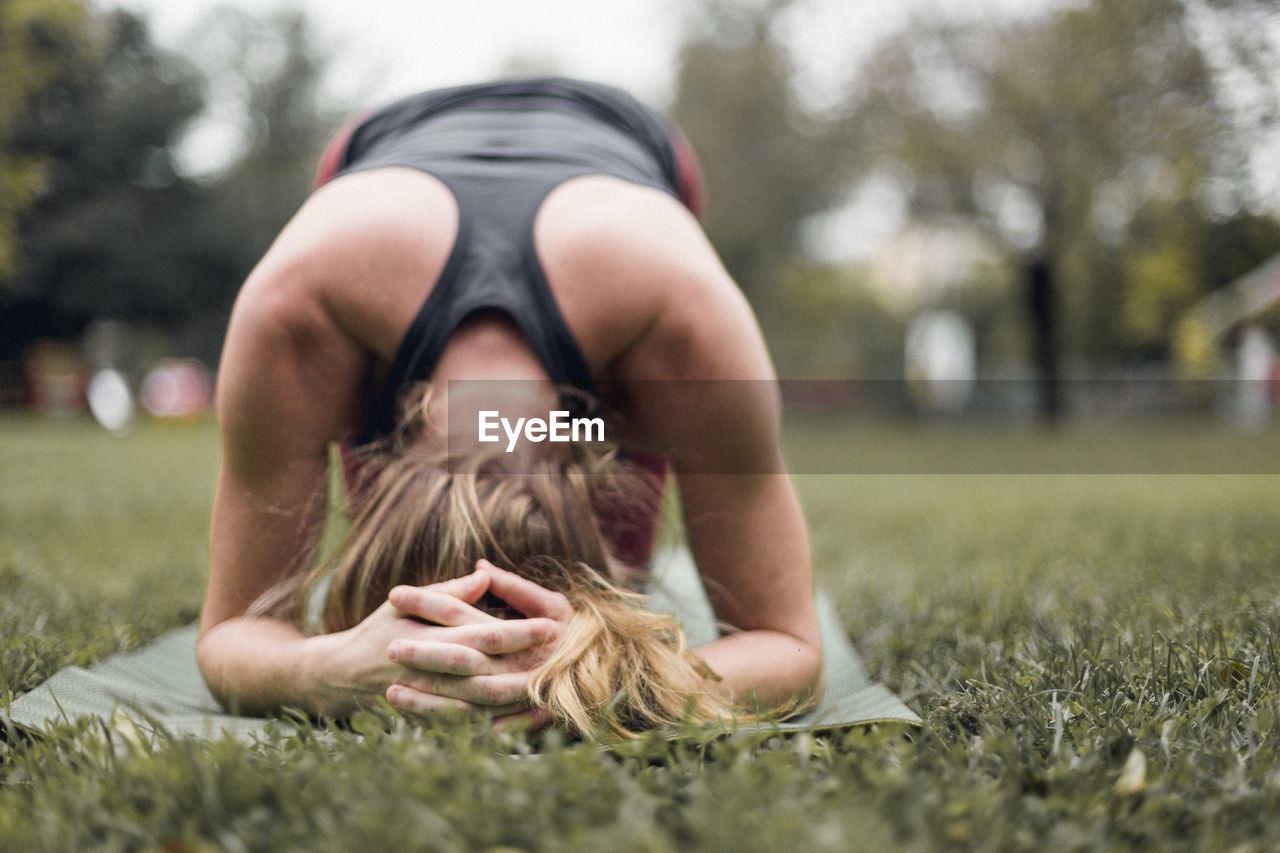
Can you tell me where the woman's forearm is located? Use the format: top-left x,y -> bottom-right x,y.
197,571 -> 569,720
693,629 -> 823,713
196,617 -> 362,718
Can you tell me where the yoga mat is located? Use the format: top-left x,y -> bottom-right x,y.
3,550 -> 920,739
646,549 -> 921,731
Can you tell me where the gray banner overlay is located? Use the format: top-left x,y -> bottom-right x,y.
437,379 -> 1280,475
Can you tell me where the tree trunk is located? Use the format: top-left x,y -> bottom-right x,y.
1026,255 -> 1061,425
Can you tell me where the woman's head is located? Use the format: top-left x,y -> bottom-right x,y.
319,442 -> 623,630
282,385 -> 739,738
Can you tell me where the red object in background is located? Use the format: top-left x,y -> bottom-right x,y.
140,359 -> 213,419
24,341 -> 87,413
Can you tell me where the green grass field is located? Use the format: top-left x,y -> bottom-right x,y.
3,413 -> 1280,850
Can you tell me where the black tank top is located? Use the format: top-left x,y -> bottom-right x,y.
337,78 -> 684,443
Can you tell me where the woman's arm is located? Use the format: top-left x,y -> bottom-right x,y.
628,375 -> 823,710
199,226 -> 375,714
612,202 -> 824,710
199,203 -> 565,717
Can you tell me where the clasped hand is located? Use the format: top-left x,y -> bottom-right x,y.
332,559 -> 572,724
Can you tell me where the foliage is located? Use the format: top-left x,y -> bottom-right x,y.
9,10 -> 206,319
0,5 -> 338,365
664,0 -> 1280,388
768,261 -> 907,378
850,0 -> 1280,366
5,416 -> 1280,849
0,7 -> 210,363
187,7 -> 342,283
0,0 -> 90,283
669,0 -> 857,326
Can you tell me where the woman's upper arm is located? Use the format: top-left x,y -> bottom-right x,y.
617,224 -> 819,648
202,255 -> 365,632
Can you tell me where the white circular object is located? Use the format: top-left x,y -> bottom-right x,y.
905,310 -> 976,412
87,368 -> 136,433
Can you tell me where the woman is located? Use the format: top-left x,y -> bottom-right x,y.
199,77 -> 822,734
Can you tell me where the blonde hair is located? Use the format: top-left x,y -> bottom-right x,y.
266,390 -> 745,739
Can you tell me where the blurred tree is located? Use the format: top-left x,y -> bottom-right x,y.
190,7 -> 341,274
0,5 -> 340,366
770,260 -> 905,378
0,0 -> 90,284
1,8 -> 207,361
850,0 -> 1276,421
669,0 -> 857,329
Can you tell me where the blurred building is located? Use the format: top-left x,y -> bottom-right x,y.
1176,253 -> 1280,428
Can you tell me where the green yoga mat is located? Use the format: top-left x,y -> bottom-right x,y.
3,550 -> 920,739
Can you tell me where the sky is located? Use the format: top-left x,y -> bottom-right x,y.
98,0 -> 1277,264
109,0 -> 695,106
104,0 -> 1049,107
93,0 -> 960,259
117,0 -> 696,176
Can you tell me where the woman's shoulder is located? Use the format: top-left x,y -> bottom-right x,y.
535,177 -> 731,370
540,176 -> 722,289
247,169 -> 461,360
284,169 -> 458,268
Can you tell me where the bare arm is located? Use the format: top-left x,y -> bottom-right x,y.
615,204 -> 823,710
199,174 -> 573,718
198,229 -> 372,714
199,252 -> 520,717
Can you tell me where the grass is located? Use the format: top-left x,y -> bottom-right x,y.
4,412 -> 1280,850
